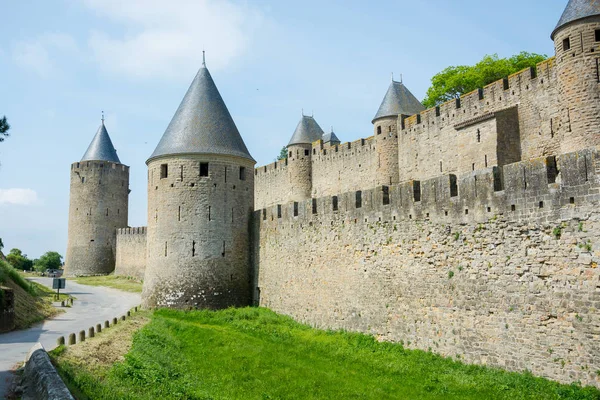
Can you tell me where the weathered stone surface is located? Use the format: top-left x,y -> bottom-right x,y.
22,343 -> 74,400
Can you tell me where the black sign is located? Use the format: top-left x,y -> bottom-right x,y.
52,278 -> 66,290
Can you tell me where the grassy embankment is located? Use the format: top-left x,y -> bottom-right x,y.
51,307 -> 600,400
70,275 -> 143,293
0,261 -> 70,329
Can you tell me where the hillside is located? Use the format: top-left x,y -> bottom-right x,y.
0,261 -> 67,330
50,307 -> 600,400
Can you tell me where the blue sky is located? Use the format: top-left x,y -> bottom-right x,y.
0,0 -> 566,259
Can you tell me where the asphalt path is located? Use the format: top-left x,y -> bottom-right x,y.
0,277 -> 141,398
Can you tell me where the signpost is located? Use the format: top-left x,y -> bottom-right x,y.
53,278 -> 66,300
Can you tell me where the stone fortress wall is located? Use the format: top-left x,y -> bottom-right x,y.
252,147 -> 600,387
114,227 -> 147,280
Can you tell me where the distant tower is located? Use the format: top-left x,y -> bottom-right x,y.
142,58 -> 256,309
322,128 -> 341,146
65,119 -> 129,276
286,114 -> 323,202
552,0 -> 600,153
372,78 -> 424,186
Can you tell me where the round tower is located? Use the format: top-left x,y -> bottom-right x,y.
286,115 -> 323,202
142,57 -> 255,309
552,0 -> 600,153
65,119 -> 129,276
373,77 -> 425,186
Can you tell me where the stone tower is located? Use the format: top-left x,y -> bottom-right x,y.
552,0 -> 600,154
142,58 -> 256,309
65,119 -> 129,276
372,78 -> 424,185
287,115 -> 323,202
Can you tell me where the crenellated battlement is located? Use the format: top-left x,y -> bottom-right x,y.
117,226 -> 147,235
256,147 -> 599,227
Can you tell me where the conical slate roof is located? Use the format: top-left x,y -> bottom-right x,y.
148,63 -> 254,163
81,121 -> 121,163
372,80 -> 425,123
552,0 -> 600,39
288,115 -> 324,146
322,129 -> 340,145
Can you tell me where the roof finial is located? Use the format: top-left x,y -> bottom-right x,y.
101,110 -> 104,124
302,108 -> 304,116
400,73 -> 403,84
331,126 -> 334,133
311,110 -> 314,117
391,72 -> 394,82
202,50 -> 206,67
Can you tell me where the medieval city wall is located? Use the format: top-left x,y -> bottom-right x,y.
399,58 -> 560,182
254,159 -> 290,209
115,227 -> 147,280
252,146 -> 600,387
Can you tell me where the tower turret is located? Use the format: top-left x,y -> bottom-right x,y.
142,57 -> 255,309
372,78 -> 424,186
65,119 -> 129,276
322,128 -> 341,146
552,0 -> 600,153
286,114 -> 323,202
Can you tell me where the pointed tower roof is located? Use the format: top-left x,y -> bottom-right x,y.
552,0 -> 600,39
288,115 -> 324,146
148,60 -> 254,163
81,120 -> 121,163
322,129 -> 340,145
372,80 -> 425,123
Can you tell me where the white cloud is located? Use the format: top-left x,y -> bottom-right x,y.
0,189 -> 39,206
12,33 -> 78,77
83,0 -> 263,79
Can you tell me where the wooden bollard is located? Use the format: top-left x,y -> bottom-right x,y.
134,306 -> 138,312
96,323 -> 102,333
68,333 -> 76,345
78,330 -> 85,343
70,298 -> 74,305
57,336 -> 65,346
104,320 -> 109,329
112,317 -> 118,325
88,327 -> 95,338
127,311 -> 131,317
121,315 -> 126,321
61,300 -> 65,307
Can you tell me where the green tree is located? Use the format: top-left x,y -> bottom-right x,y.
277,146 -> 288,161
0,116 -> 9,142
0,238 -> 3,252
34,251 -> 63,272
6,248 -> 34,271
422,52 -> 547,108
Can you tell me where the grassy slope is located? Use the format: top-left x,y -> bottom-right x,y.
0,261 -> 69,329
71,275 -> 143,293
51,308 -> 600,400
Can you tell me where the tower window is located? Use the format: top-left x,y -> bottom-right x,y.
332,196 -> 338,211
595,29 -> 600,42
200,163 -> 209,177
304,149 -> 309,156
239,166 -> 246,181
563,37 -> 571,51
289,151 -> 292,158
377,126 -> 382,135
477,129 -> 481,143
160,164 -> 168,179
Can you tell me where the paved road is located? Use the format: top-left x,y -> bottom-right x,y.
0,277 -> 141,398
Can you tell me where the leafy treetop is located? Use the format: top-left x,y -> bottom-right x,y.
0,116 -> 9,142
34,251 -> 63,272
422,52 -> 547,109
277,146 -> 288,161
6,248 -> 33,271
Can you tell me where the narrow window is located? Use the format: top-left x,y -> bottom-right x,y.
570,197 -> 575,204
355,191 -> 362,208
312,198 -> 317,214
106,208 -> 109,216
455,98 -> 461,109
313,148 -> 316,155
224,166 -> 227,182
192,241 -> 196,257
511,204 -> 516,211
377,126 -> 382,134
503,78 -> 509,91
289,151 -> 292,158
413,181 -> 421,202
304,149 -> 309,156
546,156 -> 558,184
484,154 -> 488,167
332,196 -> 338,211
388,126 -> 392,132
563,37 -> 571,51
595,29 -> 600,42
493,167 -> 504,191
435,106 -> 441,117
277,205 -> 282,218
478,88 -> 484,100
477,129 -> 481,143
416,114 -> 422,123
232,207 -> 234,222
450,175 -> 458,197
165,241 -> 168,256
472,163 -> 475,171
222,241 -> 225,257
160,164 -> 168,179
382,185 -> 390,205
539,201 -> 544,209
178,206 -> 181,221
293,202 -> 298,216
440,161 -> 443,172
200,163 -> 209,177
262,209 -> 266,220
81,177 -> 85,183
180,165 -> 183,180
208,206 -> 211,221
239,166 -> 246,181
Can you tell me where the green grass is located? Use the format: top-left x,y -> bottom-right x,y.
71,275 -> 143,293
51,307 -> 600,400
0,260 -> 35,294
